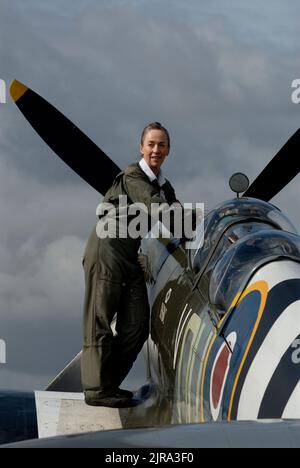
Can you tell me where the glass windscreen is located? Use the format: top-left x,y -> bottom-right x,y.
209,230 -> 300,311
190,198 -> 297,271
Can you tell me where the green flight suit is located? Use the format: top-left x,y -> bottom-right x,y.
82,162 -> 177,398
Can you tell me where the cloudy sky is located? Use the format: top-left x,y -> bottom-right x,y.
0,0 -> 299,391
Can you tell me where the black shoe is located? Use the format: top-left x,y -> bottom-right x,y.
85,393 -> 132,408
114,388 -> 134,398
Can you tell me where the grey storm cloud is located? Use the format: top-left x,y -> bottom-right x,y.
0,0 -> 300,389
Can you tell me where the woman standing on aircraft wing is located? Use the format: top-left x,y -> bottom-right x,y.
82,122 -> 179,407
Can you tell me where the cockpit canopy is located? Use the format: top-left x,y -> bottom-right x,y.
187,197 -> 300,313
190,197 -> 297,271
209,229 -> 300,312
205,197 -> 297,237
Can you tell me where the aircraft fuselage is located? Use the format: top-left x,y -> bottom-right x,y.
142,197 -> 300,424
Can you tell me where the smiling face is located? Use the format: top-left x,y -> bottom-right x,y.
140,129 -> 170,176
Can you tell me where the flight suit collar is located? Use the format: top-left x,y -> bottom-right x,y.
139,158 -> 166,187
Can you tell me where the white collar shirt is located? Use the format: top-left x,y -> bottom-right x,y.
139,158 -> 167,200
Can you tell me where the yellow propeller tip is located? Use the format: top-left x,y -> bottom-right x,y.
10,80 -> 28,102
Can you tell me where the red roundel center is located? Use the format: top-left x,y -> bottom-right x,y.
212,345 -> 231,409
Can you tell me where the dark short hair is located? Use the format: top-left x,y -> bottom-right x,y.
140,122 -> 170,149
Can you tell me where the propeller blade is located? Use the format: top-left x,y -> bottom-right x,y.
10,80 -> 121,195
244,128 -> 300,201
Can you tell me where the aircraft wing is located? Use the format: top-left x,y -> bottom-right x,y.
46,352 -> 82,393
3,420 -> 300,448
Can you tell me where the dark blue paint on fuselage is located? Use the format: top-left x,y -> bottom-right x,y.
230,279 -> 300,419
0,391 -> 38,445
221,291 -> 261,420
